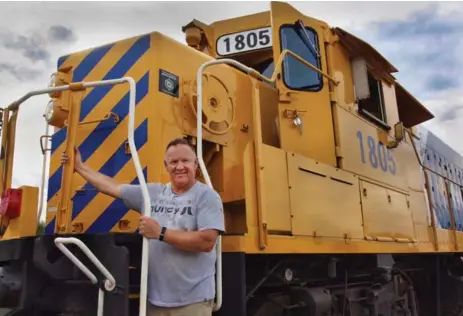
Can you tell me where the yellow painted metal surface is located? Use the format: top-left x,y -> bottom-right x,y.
334,106 -> 408,192
243,141 -> 259,233
4,110 -> 18,191
0,109 -> 10,195
360,180 -> 415,242
55,90 -> 85,234
287,152 -> 364,240
260,144 -> 291,233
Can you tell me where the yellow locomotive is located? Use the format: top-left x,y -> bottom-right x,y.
0,2 -> 461,315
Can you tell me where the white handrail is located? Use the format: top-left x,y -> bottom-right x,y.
125,79 -> 151,316
37,120 -> 50,223
54,237 -> 116,288
6,77 -> 133,110
54,237 -> 116,316
5,77 -> 151,316
197,58 -> 259,311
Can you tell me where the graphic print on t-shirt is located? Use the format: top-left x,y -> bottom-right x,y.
150,189 -> 197,231
151,198 -> 193,216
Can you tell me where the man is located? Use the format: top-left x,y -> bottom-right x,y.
62,137 -> 225,316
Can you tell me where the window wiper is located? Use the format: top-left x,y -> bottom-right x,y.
296,19 -> 320,59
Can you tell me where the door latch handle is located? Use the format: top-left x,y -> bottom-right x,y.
293,115 -> 303,135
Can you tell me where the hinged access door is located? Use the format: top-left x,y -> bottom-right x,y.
270,2 -> 337,166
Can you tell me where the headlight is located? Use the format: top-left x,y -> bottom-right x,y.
48,72 -> 57,89
44,100 -> 55,122
48,72 -> 61,98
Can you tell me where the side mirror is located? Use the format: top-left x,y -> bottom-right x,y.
385,122 -> 405,149
394,122 -> 404,142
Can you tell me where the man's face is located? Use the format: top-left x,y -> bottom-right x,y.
164,144 -> 198,188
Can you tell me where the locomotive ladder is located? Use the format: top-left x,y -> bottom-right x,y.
196,57 -> 283,311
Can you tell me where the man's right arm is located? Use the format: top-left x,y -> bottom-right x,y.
65,149 -> 145,212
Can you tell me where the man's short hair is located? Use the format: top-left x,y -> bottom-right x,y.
165,137 -> 196,154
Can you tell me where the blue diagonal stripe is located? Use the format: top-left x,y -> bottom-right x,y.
44,166 -> 146,235
71,118 -> 148,220
57,54 -> 70,69
73,44 -> 115,82
78,35 -> 150,121
45,120 -> 148,235
45,217 -> 55,235
80,72 -> 149,162
51,129 -> 67,154
86,167 -> 148,234
46,71 -> 149,202
50,43 -> 115,156
47,34 -> 151,204
50,34 -> 150,156
47,166 -> 62,201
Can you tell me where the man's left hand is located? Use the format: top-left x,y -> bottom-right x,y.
139,216 -> 162,239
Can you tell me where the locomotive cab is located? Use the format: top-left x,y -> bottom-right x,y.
183,2 -> 337,166
182,2 -> 434,167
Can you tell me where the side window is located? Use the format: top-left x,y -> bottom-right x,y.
280,25 -> 322,91
358,72 -> 388,127
255,58 -> 275,79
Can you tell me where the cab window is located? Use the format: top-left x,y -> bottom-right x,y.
358,71 -> 389,130
280,25 -> 322,91
254,58 -> 274,79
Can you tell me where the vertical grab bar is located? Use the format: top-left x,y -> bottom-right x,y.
196,59 -> 266,311
125,78 -> 152,316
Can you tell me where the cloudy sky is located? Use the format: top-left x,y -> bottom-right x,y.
0,1 -> 462,201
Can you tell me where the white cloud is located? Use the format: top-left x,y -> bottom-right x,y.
420,87 -> 463,153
